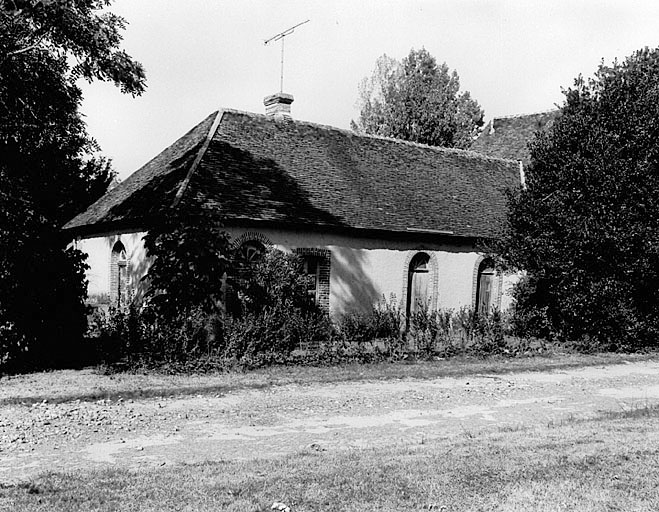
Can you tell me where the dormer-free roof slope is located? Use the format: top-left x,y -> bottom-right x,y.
471,110 -> 558,163
65,109 -> 521,239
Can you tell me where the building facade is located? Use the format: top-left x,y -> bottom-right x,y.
66,95 -> 521,318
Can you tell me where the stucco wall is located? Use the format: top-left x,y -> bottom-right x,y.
76,226 -> 517,316
226,227 -> 504,317
75,231 -> 149,305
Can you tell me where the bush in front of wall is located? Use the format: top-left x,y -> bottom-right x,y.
90,304 -> 222,370
219,248 -> 333,367
335,295 -> 405,359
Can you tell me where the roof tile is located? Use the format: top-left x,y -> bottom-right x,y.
471,111 -> 558,162
66,109 -> 520,239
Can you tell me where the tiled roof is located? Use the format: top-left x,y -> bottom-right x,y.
470,111 -> 558,162
65,109 -> 521,240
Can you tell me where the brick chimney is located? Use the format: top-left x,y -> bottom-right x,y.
264,92 -> 294,118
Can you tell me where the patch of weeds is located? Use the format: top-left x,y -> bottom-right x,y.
601,401 -> 659,421
14,479 -> 59,497
497,423 -> 527,433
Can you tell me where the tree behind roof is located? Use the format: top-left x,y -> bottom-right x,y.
494,47 -> 659,347
351,48 -> 484,149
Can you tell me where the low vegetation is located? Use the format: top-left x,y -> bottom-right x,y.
89,289 -> 555,373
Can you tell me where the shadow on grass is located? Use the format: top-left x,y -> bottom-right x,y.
0,381 -> 273,407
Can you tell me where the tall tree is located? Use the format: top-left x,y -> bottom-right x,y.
494,47 -> 659,347
0,1 -> 145,369
351,48 -> 484,149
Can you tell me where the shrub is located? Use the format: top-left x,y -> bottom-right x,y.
231,248 -> 316,316
222,308 -> 333,368
492,47 -> 659,348
507,275 -> 554,340
336,295 -> 404,358
471,309 -> 506,354
142,201 -> 232,319
91,304 -> 222,368
214,248 -> 332,367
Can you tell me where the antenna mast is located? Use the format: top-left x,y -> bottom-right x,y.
264,19 -> 310,93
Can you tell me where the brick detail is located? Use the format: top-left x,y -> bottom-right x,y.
109,240 -> 129,307
294,248 -> 331,311
264,92 -> 294,117
400,251 -> 439,313
231,231 -> 273,250
472,255 -> 503,311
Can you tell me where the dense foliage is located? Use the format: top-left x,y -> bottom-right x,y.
94,247 -> 333,371
142,203 -> 232,319
351,48 -> 484,149
222,248 -> 331,366
494,47 -> 659,347
0,1 -> 145,369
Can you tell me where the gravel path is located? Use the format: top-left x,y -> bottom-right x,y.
2,359 -> 659,483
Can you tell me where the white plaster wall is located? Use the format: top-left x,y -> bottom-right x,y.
437,251 -> 481,311
328,247 -> 407,316
76,225 -> 518,315
77,236 -> 110,298
76,231 -> 149,302
226,227 -> 489,317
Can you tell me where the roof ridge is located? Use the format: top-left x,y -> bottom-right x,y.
490,108 -> 559,122
220,108 -> 518,165
172,110 -> 224,207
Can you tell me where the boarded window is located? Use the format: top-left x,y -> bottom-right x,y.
476,260 -> 496,314
406,252 -> 431,316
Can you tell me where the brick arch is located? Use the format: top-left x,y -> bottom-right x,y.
472,255 -> 503,311
400,251 -> 439,313
231,231 -> 273,250
110,240 -> 129,307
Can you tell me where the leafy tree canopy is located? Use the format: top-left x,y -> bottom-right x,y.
0,0 -> 145,369
351,48 -> 484,149
494,47 -> 659,347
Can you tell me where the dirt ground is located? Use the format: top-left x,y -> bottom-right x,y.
2,358 -> 659,483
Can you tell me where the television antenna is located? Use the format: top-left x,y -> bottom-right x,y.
264,19 -> 310,93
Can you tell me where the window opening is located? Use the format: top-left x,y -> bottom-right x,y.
476,260 -> 496,314
406,252 -> 431,317
110,241 -> 129,307
302,255 -> 321,303
239,241 -> 266,264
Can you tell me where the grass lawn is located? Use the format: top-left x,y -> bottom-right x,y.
3,406 -> 659,511
2,352 -> 658,511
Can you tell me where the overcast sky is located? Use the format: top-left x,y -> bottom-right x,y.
80,0 -> 659,179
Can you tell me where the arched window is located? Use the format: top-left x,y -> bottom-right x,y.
238,240 -> 266,264
110,241 -> 129,307
406,252 -> 431,316
475,258 -> 497,314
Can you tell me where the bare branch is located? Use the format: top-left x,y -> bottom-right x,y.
6,39 -> 43,56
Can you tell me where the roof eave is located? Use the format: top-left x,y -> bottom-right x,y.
64,216 -> 494,245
